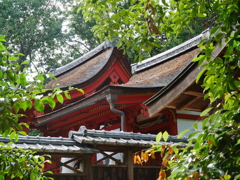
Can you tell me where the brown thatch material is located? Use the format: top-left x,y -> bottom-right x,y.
122,48 -> 199,88
46,48 -> 114,89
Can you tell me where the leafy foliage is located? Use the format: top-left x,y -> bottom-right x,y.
0,0 -> 100,74
80,0 -> 240,179
78,0 -> 215,63
0,36 -> 73,179
0,148 -> 51,180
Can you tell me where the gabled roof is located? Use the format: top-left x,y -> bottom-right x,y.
144,37 -> 228,117
120,30 -> 210,88
50,41 -> 117,77
46,42 -> 131,89
122,48 -> 198,87
131,29 -> 210,74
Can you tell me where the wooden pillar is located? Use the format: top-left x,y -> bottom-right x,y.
168,109 -> 178,135
126,149 -> 134,180
85,155 -> 93,180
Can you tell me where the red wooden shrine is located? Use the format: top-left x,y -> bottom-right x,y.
21,32 -> 215,138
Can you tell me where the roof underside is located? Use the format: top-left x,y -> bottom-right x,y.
145,39 -> 228,117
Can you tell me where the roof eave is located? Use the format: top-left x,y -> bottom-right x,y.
144,38 -> 228,117
35,85 -> 161,127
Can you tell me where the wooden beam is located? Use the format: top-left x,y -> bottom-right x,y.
97,151 -> 124,165
93,151 -> 117,164
46,156 -> 86,174
177,96 -> 201,111
85,156 -> 93,180
126,149 -> 134,180
184,91 -> 204,97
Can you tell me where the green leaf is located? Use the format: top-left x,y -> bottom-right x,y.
196,68 -> 206,83
223,175 -> 231,180
192,122 -> 198,130
178,129 -> 191,138
64,91 -> 71,99
39,156 -> 45,161
19,101 -> 28,111
35,99 -> 44,112
156,132 -> 162,143
200,107 -> 213,116
192,55 -> 205,62
41,97 -> 56,110
20,74 -> 27,86
188,131 -> 199,139
16,53 -> 24,56
169,0 -> 176,8
15,134 -> 19,142
0,173 -> 4,180
37,75 -> 45,82
162,0 -> 168,7
18,131 -> 27,136
30,172 -> 36,180
197,13 -> 206,17
77,88 -> 84,94
9,118 -> 22,130
56,94 -> 64,104
9,56 -> 18,61
10,131 -> 16,140
194,141 -> 200,149
202,117 -> 208,129
21,60 -> 30,65
163,131 -> 169,142
237,139 -> 240,145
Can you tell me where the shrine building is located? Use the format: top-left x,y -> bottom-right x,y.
21,30 -> 227,138
4,29 -> 228,180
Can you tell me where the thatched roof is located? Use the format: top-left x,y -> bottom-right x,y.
122,48 -> 198,88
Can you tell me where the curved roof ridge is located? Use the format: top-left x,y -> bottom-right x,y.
50,41 -> 117,77
131,29 -> 210,74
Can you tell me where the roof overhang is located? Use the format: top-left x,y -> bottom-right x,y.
35,85 -> 161,127
0,135 -> 99,155
144,39 -> 228,117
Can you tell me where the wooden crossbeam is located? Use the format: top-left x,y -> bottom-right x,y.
94,151 -> 124,165
45,156 -> 86,174
177,96 -> 201,111
184,91 -> 204,97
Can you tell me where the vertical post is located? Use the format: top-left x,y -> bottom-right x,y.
85,155 -> 93,180
168,109 -> 178,135
126,149 -> 134,180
